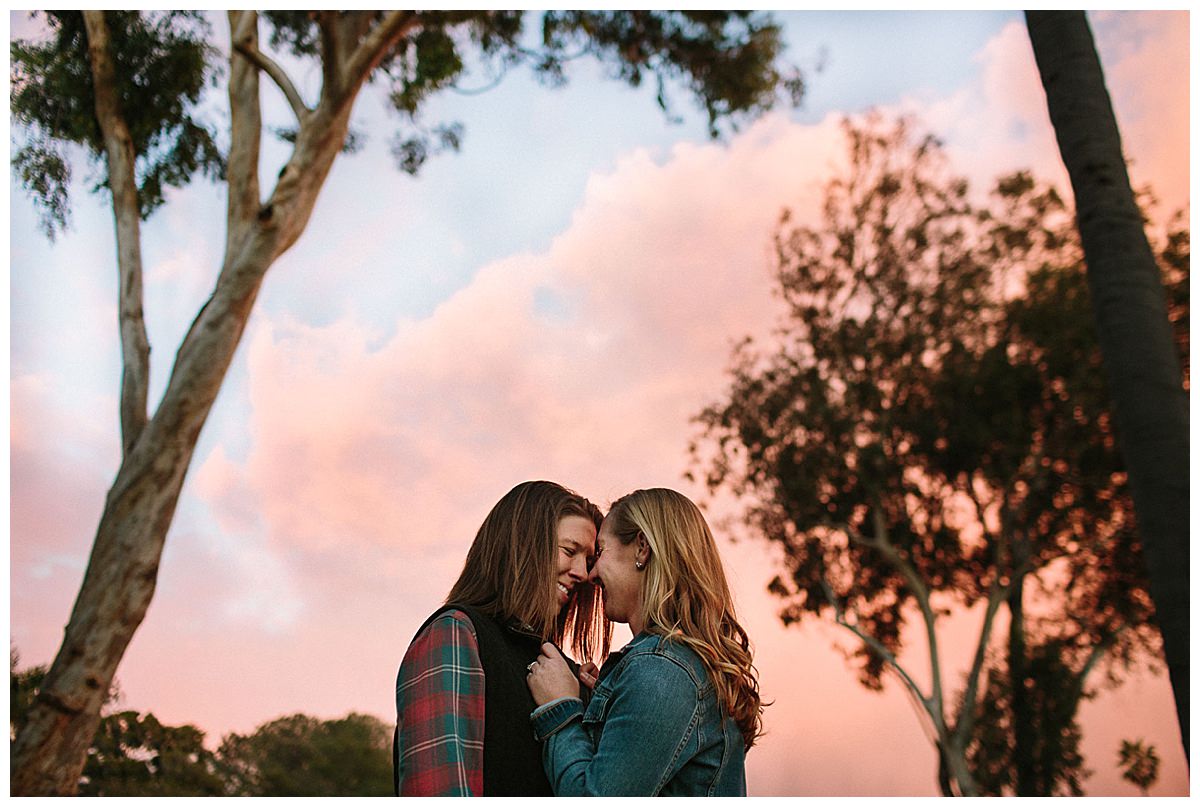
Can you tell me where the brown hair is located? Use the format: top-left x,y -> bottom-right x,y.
446,480 -> 611,663
606,488 -> 764,749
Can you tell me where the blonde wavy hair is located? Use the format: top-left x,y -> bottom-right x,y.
605,488 -> 764,749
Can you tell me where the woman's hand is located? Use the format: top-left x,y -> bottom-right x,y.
579,661 -> 600,691
527,642 -> 581,705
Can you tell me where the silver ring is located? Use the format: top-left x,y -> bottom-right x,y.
527,661 -> 537,673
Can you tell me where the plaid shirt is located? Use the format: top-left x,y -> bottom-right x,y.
395,610 -> 486,796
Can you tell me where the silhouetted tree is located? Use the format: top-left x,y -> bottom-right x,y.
1118,739 -> 1160,795
9,11 -> 802,793
691,114 -> 1181,795
1025,10 -> 1189,760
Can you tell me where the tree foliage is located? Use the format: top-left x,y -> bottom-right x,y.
12,10 -> 800,232
79,711 -> 225,796
10,649 -> 47,743
12,650 -> 391,796
11,11 -> 222,235
690,113 -> 1184,794
968,640 -> 1090,795
217,713 -> 393,796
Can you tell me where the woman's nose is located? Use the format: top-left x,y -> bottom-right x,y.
569,555 -> 587,580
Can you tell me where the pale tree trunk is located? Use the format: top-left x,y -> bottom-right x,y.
10,11 -> 416,794
1025,11 -> 1189,762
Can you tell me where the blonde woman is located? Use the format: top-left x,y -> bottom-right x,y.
526,487 -> 763,796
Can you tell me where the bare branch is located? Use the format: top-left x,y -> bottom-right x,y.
1071,627 -> 1124,701
821,579 -> 940,728
868,507 -> 946,715
82,11 -> 150,457
955,578 -> 1010,740
231,22 -> 310,123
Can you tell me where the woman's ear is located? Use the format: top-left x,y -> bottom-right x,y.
635,531 -> 652,565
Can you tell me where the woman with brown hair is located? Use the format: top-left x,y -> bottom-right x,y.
527,487 -> 763,796
394,480 -> 610,796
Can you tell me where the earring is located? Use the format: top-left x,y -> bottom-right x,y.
635,559 -> 646,571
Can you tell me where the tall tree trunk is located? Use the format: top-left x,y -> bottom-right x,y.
1025,10 -> 1189,762
9,13 -> 355,794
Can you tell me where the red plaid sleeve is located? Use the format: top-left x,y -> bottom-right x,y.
395,610 -> 486,796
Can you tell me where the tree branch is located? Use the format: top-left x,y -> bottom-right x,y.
81,11 -> 150,457
1070,627 -> 1124,703
964,472 -> 994,539
231,22 -> 310,123
953,577 -> 1008,741
866,507 -> 947,718
316,11 -> 341,97
224,11 -> 263,266
821,579 -> 941,729
339,11 -> 419,103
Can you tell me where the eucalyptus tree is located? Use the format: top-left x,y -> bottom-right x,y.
10,10 -> 803,793
691,115 -> 1177,795
1025,10 -> 1189,760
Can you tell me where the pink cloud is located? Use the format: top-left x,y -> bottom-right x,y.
1093,11 -> 1189,215
12,11 -> 1187,795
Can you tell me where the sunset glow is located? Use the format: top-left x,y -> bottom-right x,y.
8,10 -> 1189,795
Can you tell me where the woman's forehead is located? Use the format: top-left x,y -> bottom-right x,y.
559,514 -> 597,546
597,519 -> 617,542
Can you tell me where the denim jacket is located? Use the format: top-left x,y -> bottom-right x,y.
530,632 -> 747,796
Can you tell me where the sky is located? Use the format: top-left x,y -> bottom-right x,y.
7,9 -> 1191,796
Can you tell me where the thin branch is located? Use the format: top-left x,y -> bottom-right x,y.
1071,627 -> 1124,702
81,11 -> 150,457
964,472 -> 994,539
867,507 -> 946,717
231,28 -> 310,123
954,577 -> 1010,741
821,579 -> 937,720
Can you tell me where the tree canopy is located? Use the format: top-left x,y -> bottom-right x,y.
12,650 -> 391,796
12,10 -> 802,236
11,11 -> 222,235
690,114 -> 1185,794
218,712 -> 393,796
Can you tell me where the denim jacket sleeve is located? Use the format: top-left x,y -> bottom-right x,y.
538,652 -> 701,796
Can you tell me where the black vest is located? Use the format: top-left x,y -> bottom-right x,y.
394,604 -> 567,796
